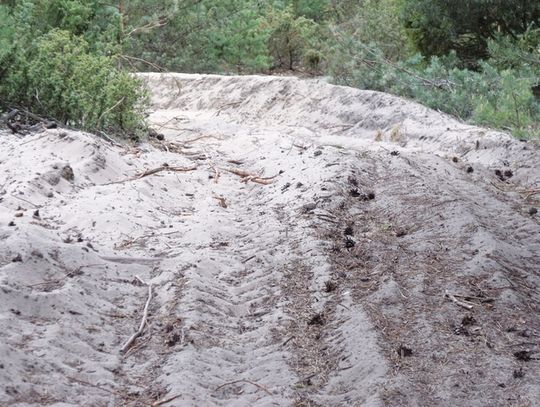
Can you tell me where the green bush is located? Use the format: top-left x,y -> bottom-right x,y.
265,5 -> 320,71
1,30 -> 147,135
399,0 -> 540,67
0,2 -> 147,136
0,6 -> 15,76
327,38 -> 540,138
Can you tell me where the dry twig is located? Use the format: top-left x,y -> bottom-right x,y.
214,379 -> 272,396
107,165 -> 197,185
213,194 -> 228,208
223,168 -> 280,185
210,165 -> 220,183
151,394 -> 182,406
120,277 -> 153,353
68,376 -> 132,399
445,290 -> 474,310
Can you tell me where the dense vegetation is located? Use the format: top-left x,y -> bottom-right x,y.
1,0 -> 539,138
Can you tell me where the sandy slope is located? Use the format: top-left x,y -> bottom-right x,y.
0,73 -> 539,406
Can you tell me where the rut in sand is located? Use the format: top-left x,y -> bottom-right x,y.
0,73 -> 538,406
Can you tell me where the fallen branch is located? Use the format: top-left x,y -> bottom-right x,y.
445,290 -> 474,310
227,159 -> 244,165
214,379 -> 272,396
68,376 -> 132,399
214,101 -> 243,116
522,188 -> 540,200
135,165 -> 197,179
222,168 -> 280,185
151,394 -> 182,407
209,164 -> 220,183
96,130 -> 123,147
120,277 -> 153,354
107,165 -> 197,185
183,135 -> 222,144
10,194 -> 40,208
118,54 -> 166,72
213,194 -> 228,208
125,16 -> 168,38
97,97 -> 125,127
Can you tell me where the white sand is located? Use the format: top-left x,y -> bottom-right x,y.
0,73 -> 538,406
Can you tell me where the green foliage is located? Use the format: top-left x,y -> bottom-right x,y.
2,29 -> 147,133
399,0 -> 540,66
2,0 -> 538,139
123,0 -> 328,73
0,6 -> 15,68
327,37 -> 540,138
329,0 -> 409,62
291,0 -> 330,22
209,5 -> 271,72
0,1 -> 147,136
265,5 -> 321,71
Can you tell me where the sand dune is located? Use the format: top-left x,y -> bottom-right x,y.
0,74 -> 538,406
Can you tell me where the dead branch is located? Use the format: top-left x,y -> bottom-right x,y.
123,335 -> 151,358
222,168 -> 280,185
227,159 -> 244,165
209,165 -> 220,183
225,168 -> 252,178
68,376 -> 132,399
107,165 -> 197,185
213,194 -> 228,208
125,16 -> 168,38
119,54 -> 165,72
214,101 -> 243,116
522,188 -> 540,200
97,97 -> 125,127
10,194 -> 39,208
214,379 -> 272,396
151,394 -> 182,407
183,135 -> 222,144
250,177 -> 275,185
96,130 -> 123,147
444,290 -> 474,310
136,165 -> 197,179
120,278 -> 153,354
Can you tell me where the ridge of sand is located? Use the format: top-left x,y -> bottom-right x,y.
0,73 -> 538,406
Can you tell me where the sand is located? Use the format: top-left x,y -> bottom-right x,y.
0,73 -> 538,406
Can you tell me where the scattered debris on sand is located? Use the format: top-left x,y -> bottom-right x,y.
0,73 -> 538,406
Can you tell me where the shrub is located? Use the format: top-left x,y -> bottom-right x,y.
399,0 -> 540,67
327,38 -> 540,138
0,6 -> 15,79
265,5 -> 322,71
1,29 -> 147,135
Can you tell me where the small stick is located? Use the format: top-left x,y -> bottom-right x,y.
282,336 -> 295,347
151,394 -> 182,406
97,97 -> 125,127
242,255 -> 256,263
214,379 -> 272,396
121,280 -> 153,353
213,194 -> 228,208
10,194 -> 40,208
134,275 -> 147,285
68,376 -> 131,399
209,165 -> 220,183
222,168 -> 280,185
445,290 -> 473,310
453,293 -> 495,303
250,177 -> 275,185
227,159 -> 244,165
183,135 -> 221,144
106,166 -> 196,185
96,130 -> 122,147
136,166 -> 197,179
